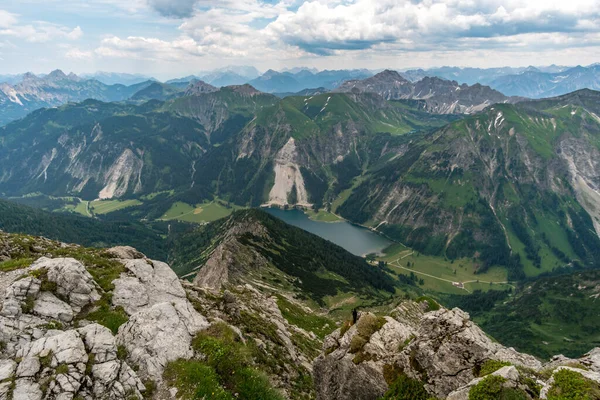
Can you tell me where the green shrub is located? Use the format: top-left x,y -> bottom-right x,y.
234,368 -> 284,400
55,364 -> 69,374
164,360 -> 232,400
0,257 -> 34,272
142,379 -> 156,399
547,369 -> 600,400
117,345 -> 128,361
80,294 -> 128,334
166,322 -> 284,400
469,375 -> 528,400
349,314 -> 387,354
382,373 -> 429,400
42,320 -> 64,330
340,320 -> 352,336
39,350 -> 53,369
479,360 -> 512,377
21,295 -> 35,314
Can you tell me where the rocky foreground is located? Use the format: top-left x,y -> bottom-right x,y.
1,233 -> 600,399
315,301 -> 600,399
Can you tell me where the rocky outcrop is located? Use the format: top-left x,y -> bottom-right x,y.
116,301 -> 208,380
0,247 -> 210,399
314,300 -> 600,399
0,236 -> 322,399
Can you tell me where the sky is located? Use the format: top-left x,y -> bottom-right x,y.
0,0 -> 599,80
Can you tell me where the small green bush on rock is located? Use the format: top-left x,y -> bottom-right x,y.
382,373 -> 429,400
478,360 -> 512,377
469,375 -> 527,400
547,369 -> 600,400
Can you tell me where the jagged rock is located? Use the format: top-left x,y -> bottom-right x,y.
578,347 -> 600,372
314,356 -> 388,400
0,359 -> 16,380
78,323 -> 118,363
112,277 -> 149,315
15,356 -> 40,377
314,303 -> 542,400
4,276 -> 40,303
0,382 -> 11,399
30,257 -> 100,313
113,259 -> 186,315
446,366 -> 528,400
314,311 -> 415,400
13,378 -> 43,400
116,300 -> 209,380
33,292 -> 74,322
17,329 -> 88,366
106,246 -> 145,260
397,307 -> 540,398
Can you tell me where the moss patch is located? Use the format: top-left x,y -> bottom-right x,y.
478,360 -> 512,377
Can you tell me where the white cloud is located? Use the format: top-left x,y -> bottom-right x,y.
266,0 -> 600,54
95,35 -> 204,60
65,47 -> 93,59
0,10 -> 83,43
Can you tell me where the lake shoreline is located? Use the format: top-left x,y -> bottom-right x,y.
262,207 -> 394,257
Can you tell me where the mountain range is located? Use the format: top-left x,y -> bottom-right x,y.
401,64 -> 600,98
2,67 -> 600,288
335,69 -> 520,114
0,70 -> 154,125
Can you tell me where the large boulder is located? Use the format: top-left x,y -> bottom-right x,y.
30,257 -> 101,312
116,300 -> 209,380
112,259 -> 187,315
397,307 -> 541,398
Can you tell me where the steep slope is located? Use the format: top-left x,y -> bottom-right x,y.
0,70 -> 154,125
338,89 -> 600,279
335,70 -> 520,114
0,99 -> 209,200
169,209 -> 396,304
162,84 -> 278,144
190,92 -> 457,207
0,85 -> 278,200
490,64 -> 600,98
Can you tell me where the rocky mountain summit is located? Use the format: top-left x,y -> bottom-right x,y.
335,70 -> 520,114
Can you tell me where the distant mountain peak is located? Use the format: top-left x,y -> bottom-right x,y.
47,69 -> 68,80
227,84 -> 262,95
373,69 -> 407,81
184,80 -> 218,96
22,72 -> 37,81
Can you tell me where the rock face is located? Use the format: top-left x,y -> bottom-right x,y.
116,301 -> 208,380
314,301 -> 600,400
0,249 -> 209,399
